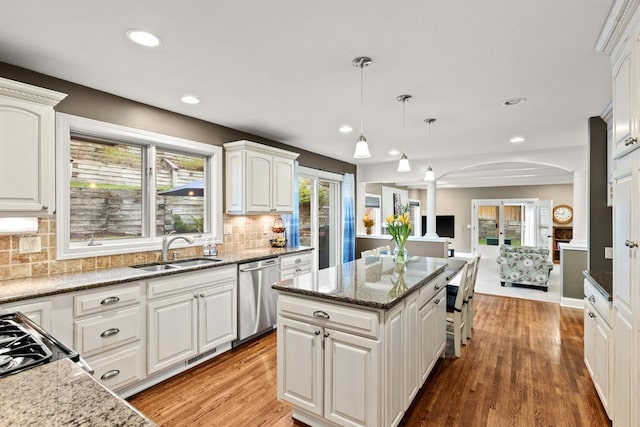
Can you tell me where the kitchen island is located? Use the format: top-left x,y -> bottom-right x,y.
273,255 -> 448,427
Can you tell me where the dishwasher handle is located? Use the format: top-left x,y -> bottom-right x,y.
240,260 -> 279,273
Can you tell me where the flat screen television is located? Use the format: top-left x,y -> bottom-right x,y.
421,215 -> 455,238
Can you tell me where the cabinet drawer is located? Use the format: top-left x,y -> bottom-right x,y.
281,266 -> 313,281
418,272 -> 446,309
278,294 -> 379,339
584,279 -> 613,327
74,306 -> 142,356
280,252 -> 313,270
88,344 -> 145,391
147,266 -> 237,300
74,283 -> 142,317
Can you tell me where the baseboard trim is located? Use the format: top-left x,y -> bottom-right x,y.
560,297 -> 584,309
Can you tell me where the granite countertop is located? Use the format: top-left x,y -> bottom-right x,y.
273,255 -> 448,309
583,270 -> 613,301
0,358 -> 155,426
0,246 -> 313,305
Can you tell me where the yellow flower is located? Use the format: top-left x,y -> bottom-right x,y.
386,215 -> 395,223
398,216 -> 405,224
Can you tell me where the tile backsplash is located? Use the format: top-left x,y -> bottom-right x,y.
0,214 -> 282,281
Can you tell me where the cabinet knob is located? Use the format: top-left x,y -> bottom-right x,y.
315,330 -> 321,335
624,137 -> 638,146
434,299 -> 441,305
588,311 -> 596,318
625,240 -> 638,248
194,294 -> 199,299
41,205 -> 48,210
324,332 -> 330,338
588,295 -> 596,303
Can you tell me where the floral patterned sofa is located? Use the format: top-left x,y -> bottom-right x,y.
496,245 -> 554,291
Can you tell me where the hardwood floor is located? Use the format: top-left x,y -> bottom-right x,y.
128,294 -> 611,426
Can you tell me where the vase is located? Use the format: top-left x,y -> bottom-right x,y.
393,242 -> 408,265
366,226 -> 372,235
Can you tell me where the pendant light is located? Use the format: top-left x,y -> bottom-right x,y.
424,118 -> 436,181
396,94 -> 412,172
353,57 -> 372,158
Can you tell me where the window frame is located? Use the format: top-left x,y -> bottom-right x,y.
55,113 -> 222,260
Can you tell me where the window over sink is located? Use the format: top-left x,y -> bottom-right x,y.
56,114 -> 222,259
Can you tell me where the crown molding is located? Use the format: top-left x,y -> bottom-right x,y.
0,76 -> 67,106
596,0 -> 640,55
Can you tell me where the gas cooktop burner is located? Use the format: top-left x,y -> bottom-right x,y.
0,318 -> 53,376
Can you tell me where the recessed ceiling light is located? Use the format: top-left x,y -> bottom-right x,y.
339,125 -> 353,133
180,95 -> 200,104
126,30 -> 161,47
510,136 -> 526,143
502,97 -> 527,106
389,150 -> 400,156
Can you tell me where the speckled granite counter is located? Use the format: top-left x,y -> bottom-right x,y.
0,246 -> 312,304
583,270 -> 613,301
0,358 -> 154,426
273,255 -> 448,309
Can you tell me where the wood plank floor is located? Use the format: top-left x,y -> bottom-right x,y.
128,294 -> 611,426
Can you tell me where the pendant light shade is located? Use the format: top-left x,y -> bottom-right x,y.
423,118 -> 437,181
353,57 -> 372,159
396,94 -> 412,172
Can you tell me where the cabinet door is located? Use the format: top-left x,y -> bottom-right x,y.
246,151 -> 272,212
613,51 -> 636,157
272,156 -> 294,212
613,307 -> 632,427
593,314 -> 612,415
583,302 -> 595,379
384,303 -> 404,427
147,292 -> 198,374
225,149 -> 244,213
324,329 -> 379,427
199,283 -> 236,352
0,97 -> 51,212
404,293 -> 420,403
435,288 -> 447,358
0,299 -> 52,330
277,316 -> 323,416
419,298 -> 436,385
614,173 -> 633,310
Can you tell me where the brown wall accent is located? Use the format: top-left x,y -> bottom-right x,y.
0,62 -> 355,176
588,117 -> 612,273
562,248 -> 588,299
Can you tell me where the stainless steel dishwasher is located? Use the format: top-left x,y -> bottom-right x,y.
233,257 -> 281,347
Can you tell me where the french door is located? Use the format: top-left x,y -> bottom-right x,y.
298,167 -> 342,270
471,199 -> 550,259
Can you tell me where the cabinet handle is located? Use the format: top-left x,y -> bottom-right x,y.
588,295 -> 596,303
194,294 -> 199,299
100,328 -> 120,338
100,296 -> 120,306
41,205 -> 48,210
588,311 -> 596,319
434,284 -> 441,290
624,137 -> 637,146
315,330 -> 321,335
313,311 -> 330,319
100,369 -> 120,380
324,332 -> 330,338
434,299 -> 441,305
199,293 -> 205,298
295,259 -> 302,263
625,240 -> 638,248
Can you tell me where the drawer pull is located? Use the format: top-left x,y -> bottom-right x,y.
295,259 -> 302,263
100,296 -> 120,306
588,311 -> 596,319
100,369 -> 120,380
434,284 -> 441,290
434,299 -> 441,305
588,295 -> 596,303
313,311 -> 330,319
100,328 -> 120,338
624,137 -> 637,146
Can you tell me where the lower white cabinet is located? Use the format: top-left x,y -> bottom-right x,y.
146,267 -> 237,375
613,305 -> 632,426
280,251 -> 314,280
87,344 -> 146,391
278,316 -> 379,427
419,288 -> 446,384
584,294 -> 613,418
0,298 -> 53,331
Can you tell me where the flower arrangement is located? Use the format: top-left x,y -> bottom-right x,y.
385,204 -> 411,264
362,214 -> 375,229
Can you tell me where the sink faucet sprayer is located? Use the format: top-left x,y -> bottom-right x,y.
162,231 -> 194,261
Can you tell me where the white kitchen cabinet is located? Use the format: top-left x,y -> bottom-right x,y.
0,298 -> 52,331
0,77 -> 66,215
403,292 -> 420,407
613,47 -> 637,158
277,312 -> 379,427
87,344 -> 146,391
224,140 -> 299,214
614,307 -> 632,427
583,279 -> 614,419
384,302 -> 404,427
146,267 -> 237,374
280,251 -> 314,280
419,287 -> 446,385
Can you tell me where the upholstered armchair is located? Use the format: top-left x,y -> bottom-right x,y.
496,245 -> 554,291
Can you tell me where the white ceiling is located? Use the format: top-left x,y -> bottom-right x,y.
0,1 -> 613,187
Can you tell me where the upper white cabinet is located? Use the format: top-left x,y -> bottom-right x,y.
224,140 -> 299,214
613,47 -> 634,157
0,77 -> 66,215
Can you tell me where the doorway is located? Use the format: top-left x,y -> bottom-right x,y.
471,199 -> 551,259
298,167 -> 343,270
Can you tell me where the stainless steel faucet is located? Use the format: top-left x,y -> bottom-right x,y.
162,231 -> 194,261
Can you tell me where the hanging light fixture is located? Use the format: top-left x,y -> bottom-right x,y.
396,94 -> 412,172
352,57 -> 372,158
424,118 -> 436,181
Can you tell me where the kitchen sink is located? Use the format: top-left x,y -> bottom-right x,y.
132,263 -> 179,272
171,258 -> 223,267
132,258 -> 223,272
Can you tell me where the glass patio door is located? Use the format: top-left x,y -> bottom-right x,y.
473,201 -> 503,260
